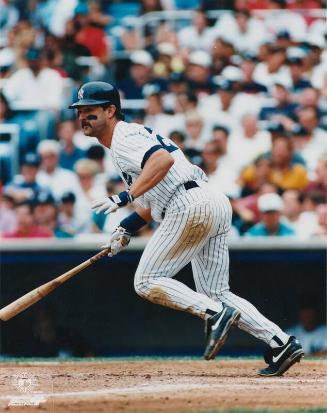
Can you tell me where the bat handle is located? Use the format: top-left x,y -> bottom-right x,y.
89,248 -> 111,264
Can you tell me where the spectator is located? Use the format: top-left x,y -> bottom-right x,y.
287,54 -> 312,95
315,203 -> 327,236
58,119 -> 86,171
37,140 -> 80,200
4,152 -> 43,203
287,296 -> 327,354
185,50 -> 215,96
229,113 -> 271,173
117,50 -> 154,99
74,159 -> 107,233
245,192 -> 295,236
253,46 -> 291,90
177,8 -> 215,52
199,78 -> 239,130
213,9 -> 268,54
2,201 -> 53,238
269,136 -> 309,191
184,110 -> 208,150
295,105 -> 327,178
33,190 -> 73,238
239,155 -> 274,196
57,191 -> 78,236
304,155 -> 327,200
264,0 -> 307,41
0,193 -> 17,234
143,84 -> 183,137
203,141 -> 240,197
259,82 -> 298,122
240,52 -> 268,94
3,48 -> 64,110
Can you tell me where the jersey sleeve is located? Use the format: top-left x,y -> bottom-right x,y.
115,129 -> 162,174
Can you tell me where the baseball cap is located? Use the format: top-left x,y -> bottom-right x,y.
265,122 -> 285,134
61,191 -> 76,204
130,50 -> 153,67
188,50 -> 212,68
33,191 -> 56,206
213,77 -> 234,92
221,66 -> 243,82
142,83 -> 161,97
258,193 -> 283,213
157,42 -> 176,56
22,152 -> 41,167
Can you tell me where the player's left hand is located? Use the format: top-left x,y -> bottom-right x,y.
91,191 -> 134,215
101,226 -> 131,257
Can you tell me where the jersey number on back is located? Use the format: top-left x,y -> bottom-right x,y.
144,127 -> 178,153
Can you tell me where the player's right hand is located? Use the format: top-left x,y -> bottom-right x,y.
101,226 -> 131,257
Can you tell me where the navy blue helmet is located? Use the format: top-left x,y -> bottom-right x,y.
69,81 -> 124,120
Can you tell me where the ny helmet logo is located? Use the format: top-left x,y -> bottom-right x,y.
78,88 -> 84,100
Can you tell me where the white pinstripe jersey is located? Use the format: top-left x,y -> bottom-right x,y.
111,121 -> 207,222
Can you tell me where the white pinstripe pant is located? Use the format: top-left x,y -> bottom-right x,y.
134,184 -> 283,344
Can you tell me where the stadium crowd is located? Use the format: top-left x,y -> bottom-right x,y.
0,0 -> 326,239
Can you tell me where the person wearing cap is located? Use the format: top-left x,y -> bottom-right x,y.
36,140 -> 80,201
186,50 -> 216,96
153,43 -> 179,79
4,153 -> 44,203
287,54 -> 312,94
253,46 -> 291,90
240,53 -> 268,94
259,82 -> 298,121
245,193 -> 295,236
117,50 -> 158,99
2,47 -> 64,110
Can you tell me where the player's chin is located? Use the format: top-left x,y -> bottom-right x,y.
82,126 -> 93,136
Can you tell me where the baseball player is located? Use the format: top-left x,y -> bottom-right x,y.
69,81 -> 304,376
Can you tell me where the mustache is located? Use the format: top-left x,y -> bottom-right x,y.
81,121 -> 91,128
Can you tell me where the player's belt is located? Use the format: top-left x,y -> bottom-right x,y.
184,181 -> 199,190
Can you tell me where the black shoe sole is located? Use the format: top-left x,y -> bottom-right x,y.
258,349 -> 305,377
205,311 -> 241,361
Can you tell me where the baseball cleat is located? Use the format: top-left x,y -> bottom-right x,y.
258,336 -> 304,376
204,304 -> 241,360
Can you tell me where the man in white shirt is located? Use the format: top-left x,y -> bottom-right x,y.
229,114 -> 271,173
3,48 -> 64,110
36,140 -> 80,201
178,9 -> 216,52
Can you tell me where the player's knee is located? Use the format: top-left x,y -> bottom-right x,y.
134,275 -> 149,298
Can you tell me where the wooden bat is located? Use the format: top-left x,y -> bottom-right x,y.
0,248 -> 110,322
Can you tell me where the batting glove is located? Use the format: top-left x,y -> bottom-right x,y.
91,191 -> 134,215
101,226 -> 131,257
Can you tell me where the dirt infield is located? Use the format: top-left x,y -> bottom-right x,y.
0,358 -> 326,412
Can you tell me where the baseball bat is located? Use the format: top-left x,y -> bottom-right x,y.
0,248 -> 110,322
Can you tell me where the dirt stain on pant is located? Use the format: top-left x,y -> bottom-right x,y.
147,286 -> 198,316
166,212 -> 212,260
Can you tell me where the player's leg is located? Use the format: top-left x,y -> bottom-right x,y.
192,194 -> 304,374
134,198 -> 225,319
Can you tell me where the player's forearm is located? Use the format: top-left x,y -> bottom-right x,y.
129,150 -> 174,198
135,206 -> 152,223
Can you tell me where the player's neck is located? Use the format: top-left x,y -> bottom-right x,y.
101,118 -> 120,148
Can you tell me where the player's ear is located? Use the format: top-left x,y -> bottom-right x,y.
105,105 -> 117,119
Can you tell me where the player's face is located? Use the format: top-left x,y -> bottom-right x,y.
76,106 -> 107,138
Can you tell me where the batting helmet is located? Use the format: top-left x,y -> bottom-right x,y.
69,81 -> 124,120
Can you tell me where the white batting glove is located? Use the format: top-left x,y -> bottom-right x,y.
91,191 -> 134,215
101,226 -> 131,257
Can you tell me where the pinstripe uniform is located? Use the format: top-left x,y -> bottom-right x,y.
111,121 -> 285,345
